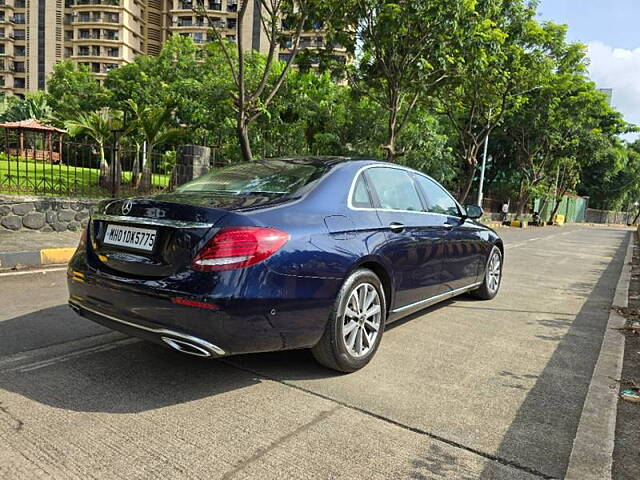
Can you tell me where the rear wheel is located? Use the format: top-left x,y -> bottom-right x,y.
311,269 -> 386,372
471,245 -> 503,300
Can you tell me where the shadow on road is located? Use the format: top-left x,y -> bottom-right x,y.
0,305 -> 108,357
477,232 -> 630,479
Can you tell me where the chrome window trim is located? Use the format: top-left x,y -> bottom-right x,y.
391,282 -> 482,314
92,213 -> 214,229
346,164 -> 464,217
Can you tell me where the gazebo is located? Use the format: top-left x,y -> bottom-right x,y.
0,119 -> 66,164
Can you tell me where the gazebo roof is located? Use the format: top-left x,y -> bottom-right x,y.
0,119 -> 66,134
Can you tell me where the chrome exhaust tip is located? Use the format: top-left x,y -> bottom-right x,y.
161,336 -> 214,358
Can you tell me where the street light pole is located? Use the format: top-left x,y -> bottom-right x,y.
476,109 -> 491,207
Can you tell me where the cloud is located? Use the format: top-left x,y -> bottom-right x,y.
587,41 -> 640,129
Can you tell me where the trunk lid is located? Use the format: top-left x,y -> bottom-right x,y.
89,196 -> 224,278
89,193 -> 294,278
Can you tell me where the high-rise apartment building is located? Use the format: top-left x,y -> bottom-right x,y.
0,0 -> 346,97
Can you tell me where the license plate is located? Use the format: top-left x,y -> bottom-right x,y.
103,224 -> 157,252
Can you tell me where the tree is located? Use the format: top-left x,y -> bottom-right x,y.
127,100 -> 183,191
64,108 -> 123,189
192,0 -> 350,161
0,91 -> 53,122
438,0 -> 552,203
46,61 -> 111,123
349,0 -> 474,162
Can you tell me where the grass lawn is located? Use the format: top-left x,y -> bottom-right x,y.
0,158 -> 170,197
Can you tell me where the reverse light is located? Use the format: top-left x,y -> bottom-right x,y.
192,227 -> 290,272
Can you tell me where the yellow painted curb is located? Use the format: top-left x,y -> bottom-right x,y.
40,247 -> 76,265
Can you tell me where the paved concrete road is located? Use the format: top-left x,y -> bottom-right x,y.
0,226 -> 630,480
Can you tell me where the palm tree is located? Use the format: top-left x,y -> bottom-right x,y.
65,108 -> 123,189
127,100 -> 182,191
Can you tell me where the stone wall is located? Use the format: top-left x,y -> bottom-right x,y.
0,196 -> 100,232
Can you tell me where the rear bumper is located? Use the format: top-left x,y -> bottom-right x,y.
68,302 -> 226,357
66,263 -> 341,356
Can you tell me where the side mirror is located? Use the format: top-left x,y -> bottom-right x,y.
464,204 -> 483,220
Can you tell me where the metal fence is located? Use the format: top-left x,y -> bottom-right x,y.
0,140 -> 207,198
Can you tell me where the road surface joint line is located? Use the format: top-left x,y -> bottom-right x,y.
564,231 -> 633,480
0,332 -> 131,372
0,266 -> 68,277
220,358 -> 555,480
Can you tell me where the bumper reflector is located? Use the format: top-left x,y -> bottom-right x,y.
171,297 -> 219,310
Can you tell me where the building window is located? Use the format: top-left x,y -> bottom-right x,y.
177,16 -> 192,27
78,12 -> 91,22
0,45 -> 4,54
103,62 -> 117,72
105,12 -> 119,23
0,13 -> 4,22
227,0 -> 237,12
64,14 -> 73,25
92,12 -> 102,22
14,77 -> 26,89
13,13 -> 26,24
225,34 -> 236,42
103,29 -> 118,40
15,0 -> 26,7
209,1 -> 221,10
13,30 -> 25,41
14,61 -> 25,72
0,28 -> 4,39
14,45 -> 25,56
180,0 -> 192,8
106,47 -> 118,57
91,62 -> 100,73
0,76 -> 4,87
91,45 -> 100,56
64,47 -> 72,58
79,29 -> 90,39
227,18 -> 236,29
78,46 -> 89,56
193,31 -> 203,43
65,30 -> 74,40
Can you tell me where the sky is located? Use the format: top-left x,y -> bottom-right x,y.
538,0 -> 640,132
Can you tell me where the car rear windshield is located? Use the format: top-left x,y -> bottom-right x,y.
174,160 -> 329,197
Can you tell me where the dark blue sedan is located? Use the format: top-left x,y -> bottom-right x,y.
68,158 -> 503,372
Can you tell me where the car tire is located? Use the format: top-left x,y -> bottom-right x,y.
471,245 -> 503,300
311,268 -> 386,373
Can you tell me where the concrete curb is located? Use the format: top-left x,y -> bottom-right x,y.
0,247 -> 76,269
564,231 -> 634,480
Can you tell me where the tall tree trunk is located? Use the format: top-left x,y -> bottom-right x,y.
98,144 -> 110,189
516,182 -> 530,219
139,148 -> 153,192
458,164 -> 475,204
238,119 -> 253,162
384,89 -> 400,162
131,143 -> 141,187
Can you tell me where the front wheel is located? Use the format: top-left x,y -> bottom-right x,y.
471,245 -> 503,300
311,268 -> 386,372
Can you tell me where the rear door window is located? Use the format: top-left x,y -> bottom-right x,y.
365,167 -> 424,212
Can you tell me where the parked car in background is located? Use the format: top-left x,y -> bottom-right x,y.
68,158 -> 503,372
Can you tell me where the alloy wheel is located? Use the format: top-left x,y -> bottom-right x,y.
342,283 -> 381,358
487,250 -> 502,294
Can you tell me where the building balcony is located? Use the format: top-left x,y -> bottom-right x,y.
74,0 -> 121,5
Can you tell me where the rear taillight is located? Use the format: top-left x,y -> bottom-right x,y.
192,227 -> 289,272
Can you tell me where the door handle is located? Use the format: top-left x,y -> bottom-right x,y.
389,222 -> 406,233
